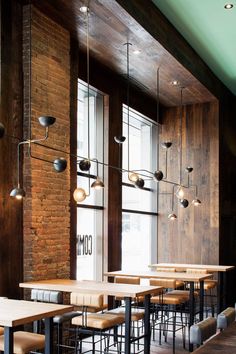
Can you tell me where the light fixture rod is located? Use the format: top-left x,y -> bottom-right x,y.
28,2 -> 32,142
86,7 -> 90,160
125,42 -> 132,171
179,87 -> 184,185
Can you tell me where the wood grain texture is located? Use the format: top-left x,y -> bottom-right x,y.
0,0 -> 23,299
0,299 -> 73,327
20,279 -> 163,297
158,101 -> 219,265
104,270 -> 212,282
28,0 -> 215,106
115,0 -> 232,101
150,263 -> 234,272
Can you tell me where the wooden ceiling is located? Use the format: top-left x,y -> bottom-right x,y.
31,0 -> 216,107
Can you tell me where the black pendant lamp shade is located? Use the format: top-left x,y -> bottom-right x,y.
79,159 -> 91,171
0,123 -> 5,139
179,199 -> 189,208
154,170 -> 164,181
53,158 -> 67,172
135,177 -> 145,189
114,136 -> 126,144
38,116 -> 56,127
161,142 -> 172,149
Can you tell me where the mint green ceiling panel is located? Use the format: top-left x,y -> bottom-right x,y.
152,0 -> 236,94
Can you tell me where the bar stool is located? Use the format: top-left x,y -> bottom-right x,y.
157,267 -> 184,289
114,276 -> 142,304
150,278 -> 187,354
186,268 -> 217,316
70,292 -> 124,353
31,289 -> 78,354
0,331 -> 45,354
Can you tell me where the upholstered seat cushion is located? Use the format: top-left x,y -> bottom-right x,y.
151,294 -> 186,305
167,289 -> 198,300
72,313 -> 124,330
107,307 -> 145,321
217,307 -> 235,329
0,327 -> 3,335
190,317 -> 217,345
0,331 -> 45,354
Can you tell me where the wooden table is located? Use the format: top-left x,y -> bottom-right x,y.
192,321 -> 236,353
149,263 -> 235,312
0,298 -> 73,354
104,270 -> 212,351
20,279 -> 163,354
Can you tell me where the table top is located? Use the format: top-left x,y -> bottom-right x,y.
149,263 -> 235,272
193,321 -> 236,353
20,279 -> 163,297
104,270 -> 212,282
0,299 -> 73,327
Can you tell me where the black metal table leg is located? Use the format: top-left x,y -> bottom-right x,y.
222,272 -> 227,309
189,281 -> 194,352
144,294 -> 151,354
45,317 -> 54,354
217,272 -> 223,314
4,327 -> 13,354
199,280 -> 204,321
124,297 -> 131,354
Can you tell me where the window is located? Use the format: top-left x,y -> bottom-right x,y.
76,80 -> 104,280
122,106 -> 158,270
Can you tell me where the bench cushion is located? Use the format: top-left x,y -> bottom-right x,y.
217,307 -> 235,329
190,317 -> 217,345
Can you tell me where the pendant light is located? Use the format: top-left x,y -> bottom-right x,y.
74,5 -> 90,202
91,159 -> 105,189
168,185 -> 177,220
175,87 -> 187,202
153,68 -> 164,182
124,42 -> 144,189
74,4 -> 104,202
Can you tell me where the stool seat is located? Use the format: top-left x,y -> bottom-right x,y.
72,313 -> 124,330
53,310 -> 81,324
0,331 -> 45,354
0,327 -> 3,335
107,307 -> 145,321
151,294 -> 186,305
167,289 -> 198,300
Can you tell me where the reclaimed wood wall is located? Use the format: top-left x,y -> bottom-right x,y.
158,101 -> 219,264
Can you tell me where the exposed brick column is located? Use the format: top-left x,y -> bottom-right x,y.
23,6 -> 71,281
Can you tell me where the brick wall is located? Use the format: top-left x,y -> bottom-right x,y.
23,6 -> 71,281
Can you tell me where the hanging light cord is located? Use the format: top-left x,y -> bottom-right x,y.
126,42 -> 132,172
179,87 -> 184,185
28,2 -> 32,142
86,7 -> 90,161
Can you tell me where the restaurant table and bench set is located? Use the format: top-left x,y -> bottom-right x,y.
0,263 -> 234,354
